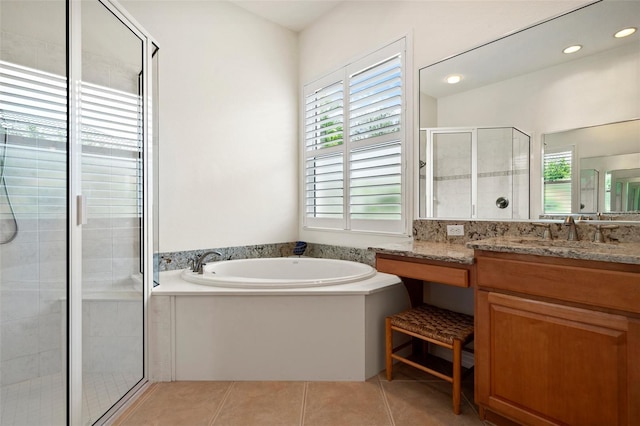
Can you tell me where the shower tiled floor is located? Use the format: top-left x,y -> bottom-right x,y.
115,365 -> 487,426
1,372 -> 140,426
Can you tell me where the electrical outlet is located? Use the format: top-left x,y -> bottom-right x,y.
446,224 -> 464,236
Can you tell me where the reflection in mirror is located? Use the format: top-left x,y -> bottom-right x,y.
418,0 -> 640,221
543,120 -> 640,215
609,167 -> 640,212
421,127 -> 529,219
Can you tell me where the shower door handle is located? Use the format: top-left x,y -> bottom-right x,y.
77,195 -> 87,225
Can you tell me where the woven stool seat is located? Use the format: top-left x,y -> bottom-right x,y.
386,303 -> 475,414
389,304 -> 474,345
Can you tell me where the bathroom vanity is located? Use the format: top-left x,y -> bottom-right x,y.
372,235 -> 640,425
470,239 -> 640,425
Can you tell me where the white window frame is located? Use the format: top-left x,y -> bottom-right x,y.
302,38 -> 409,235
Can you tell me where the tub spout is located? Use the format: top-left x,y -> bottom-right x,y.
193,250 -> 222,274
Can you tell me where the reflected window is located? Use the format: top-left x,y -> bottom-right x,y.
543,148 -> 573,214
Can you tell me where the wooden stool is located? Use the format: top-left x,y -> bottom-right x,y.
385,304 -> 474,414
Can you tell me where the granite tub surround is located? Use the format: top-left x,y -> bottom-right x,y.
368,241 -> 474,264
158,242 -> 301,272
158,242 -> 375,273
305,243 -> 375,266
467,237 -> 640,265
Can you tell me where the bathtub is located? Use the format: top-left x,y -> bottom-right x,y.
180,257 -> 377,288
151,257 -> 409,382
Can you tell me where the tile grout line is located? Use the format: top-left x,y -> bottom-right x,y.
299,381 -> 308,426
208,381 -> 235,426
462,388 -> 479,417
377,379 -> 396,426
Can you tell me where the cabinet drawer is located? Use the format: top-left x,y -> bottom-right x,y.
376,257 -> 469,287
476,256 -> 640,314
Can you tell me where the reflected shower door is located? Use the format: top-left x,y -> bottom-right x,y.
477,128 -> 513,219
80,1 -> 144,423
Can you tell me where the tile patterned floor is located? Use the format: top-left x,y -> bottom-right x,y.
0,372 -> 140,426
114,365 -> 487,426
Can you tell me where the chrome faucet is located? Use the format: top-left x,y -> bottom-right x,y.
593,224 -> 619,243
532,222 -> 553,240
563,215 -> 579,241
192,250 -> 222,274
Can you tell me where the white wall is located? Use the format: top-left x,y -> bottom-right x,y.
118,0 -> 596,251
121,0 -> 299,252
298,0 -> 589,248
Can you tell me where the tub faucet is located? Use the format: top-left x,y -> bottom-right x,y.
193,250 -> 222,274
563,215 -> 579,241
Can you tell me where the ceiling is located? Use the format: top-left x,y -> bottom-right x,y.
229,0 -> 344,32
420,0 -> 640,98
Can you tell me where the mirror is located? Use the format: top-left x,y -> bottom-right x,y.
543,120 -> 640,215
419,0 -> 640,221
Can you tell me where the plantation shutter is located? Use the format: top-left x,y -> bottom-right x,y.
347,45 -> 403,232
0,60 -> 141,220
303,72 -> 345,229
302,39 -> 406,233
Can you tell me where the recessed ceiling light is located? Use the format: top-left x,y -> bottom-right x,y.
446,75 -> 461,84
614,27 -> 637,38
563,45 -> 582,54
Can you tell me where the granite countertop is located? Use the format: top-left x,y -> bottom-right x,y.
369,241 -> 475,265
370,238 -> 640,266
467,237 -> 640,265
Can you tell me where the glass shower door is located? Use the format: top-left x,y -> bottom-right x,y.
0,1 -> 68,424
79,1 -> 144,423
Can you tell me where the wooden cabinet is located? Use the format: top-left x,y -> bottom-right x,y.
475,251 -> 640,426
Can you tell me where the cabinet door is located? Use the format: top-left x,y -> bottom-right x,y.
476,291 -> 635,426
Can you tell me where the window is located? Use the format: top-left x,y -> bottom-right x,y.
543,148 -> 573,214
303,39 -> 406,234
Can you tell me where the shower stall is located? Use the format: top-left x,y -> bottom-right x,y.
421,127 -> 530,219
0,1 -> 157,425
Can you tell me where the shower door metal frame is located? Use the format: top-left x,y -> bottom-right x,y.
67,0 -> 157,424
